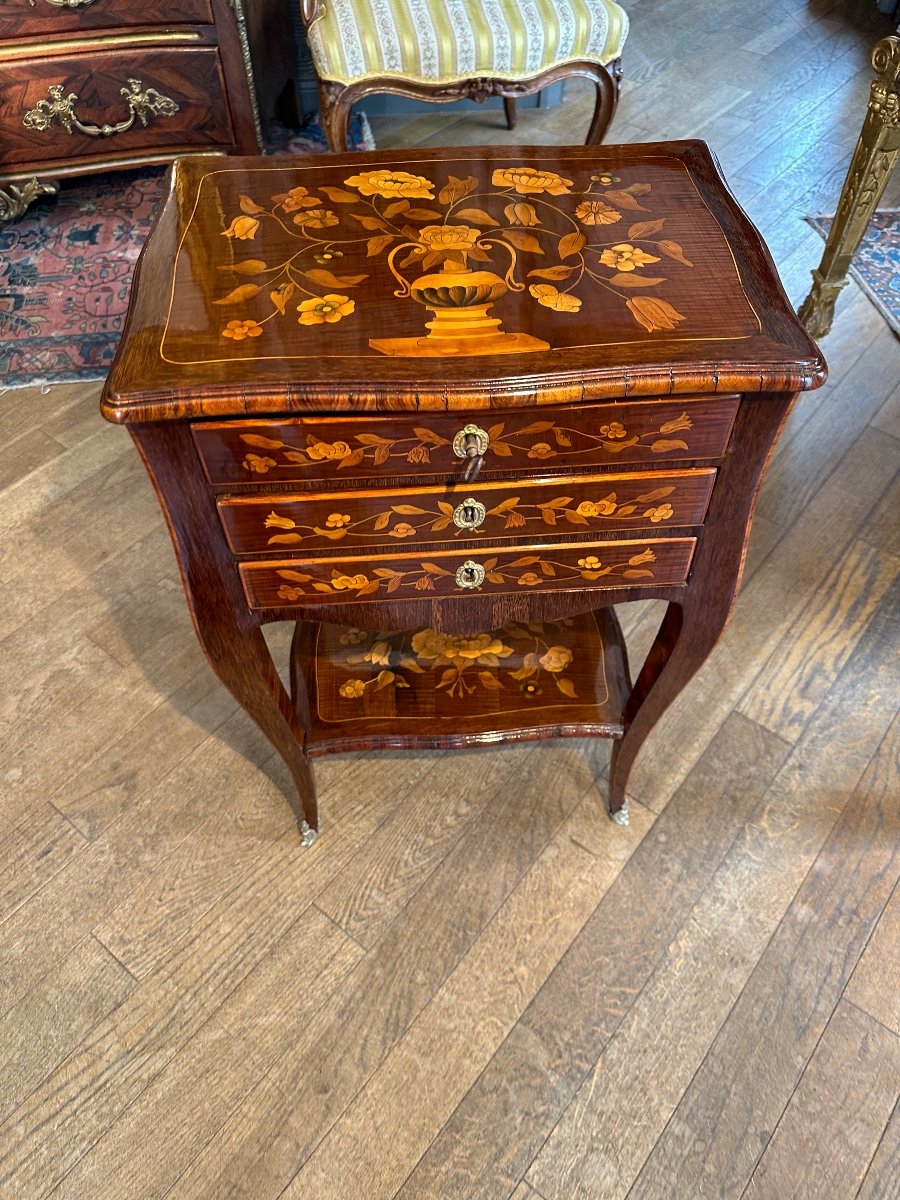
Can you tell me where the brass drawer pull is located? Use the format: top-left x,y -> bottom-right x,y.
455,560 -> 485,589
452,423 -> 489,460
452,498 -> 486,531
28,0 -> 98,8
23,78 -> 179,139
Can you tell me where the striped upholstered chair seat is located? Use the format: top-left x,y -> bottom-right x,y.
307,0 -> 629,86
301,0 -> 629,151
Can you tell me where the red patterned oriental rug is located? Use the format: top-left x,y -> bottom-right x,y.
0,116 -> 373,391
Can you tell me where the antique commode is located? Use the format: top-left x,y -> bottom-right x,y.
102,141 -> 826,842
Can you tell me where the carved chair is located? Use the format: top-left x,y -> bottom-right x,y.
300,0 -> 629,151
799,27 -> 899,337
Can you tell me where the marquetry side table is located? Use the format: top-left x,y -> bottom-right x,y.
102,141 -> 826,842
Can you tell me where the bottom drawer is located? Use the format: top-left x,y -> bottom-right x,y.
239,537 -> 697,610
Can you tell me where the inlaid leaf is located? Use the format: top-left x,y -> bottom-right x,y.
650,438 -> 689,453
508,556 -> 539,567
374,567 -> 403,577
627,219 -> 665,239
319,186 -> 359,203
353,214 -> 390,231
478,671 -> 505,690
267,533 -> 303,544
354,432 -> 394,445
403,208 -> 443,221
239,195 -> 266,214
501,230 -> 544,254
616,504 -> 638,516
367,234 -> 396,257
436,668 -> 458,689
623,568 -> 654,578
623,183 -> 652,195
396,247 -> 425,269
603,189 -> 650,211
391,504 -> 428,515
636,486 -> 676,502
277,569 -> 312,583
387,576 -> 402,593
553,427 -> 572,447
487,423 -> 505,439
374,445 -> 390,466
414,426 -> 450,446
399,658 -> 426,672
483,558 -> 498,571
422,562 -> 452,576
608,273 -> 666,288
486,572 -> 505,584
517,421 -> 555,434
541,509 -> 557,525
546,496 -> 573,507
563,509 -> 589,525
555,676 -> 577,698
384,199 -> 411,218
269,283 -> 296,315
558,231 -> 586,258
220,259 -> 268,275
438,175 -> 478,204
374,670 -> 395,691
657,239 -> 694,266
489,497 -> 521,513
284,450 -> 308,463
420,250 -> 443,270
454,207 -> 499,226
437,501 -> 455,516
357,580 -> 381,595
540,560 -> 556,576
213,283 -> 262,305
241,434 -> 284,449
303,269 -> 369,287
430,517 -> 452,531
337,447 -> 366,468
313,582 -> 335,593
491,441 -> 512,456
468,245 -> 493,262
527,266 -> 575,281
374,512 -> 391,531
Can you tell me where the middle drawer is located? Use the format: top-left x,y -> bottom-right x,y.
217,468 -> 716,555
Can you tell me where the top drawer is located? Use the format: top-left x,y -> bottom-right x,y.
0,1 -> 213,38
193,396 -> 740,487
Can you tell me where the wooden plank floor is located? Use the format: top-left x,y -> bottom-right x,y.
1,1 -> 898,1196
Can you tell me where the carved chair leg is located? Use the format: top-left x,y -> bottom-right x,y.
585,61 -> 620,145
799,31 -> 900,338
503,96 -> 518,130
317,80 -> 353,152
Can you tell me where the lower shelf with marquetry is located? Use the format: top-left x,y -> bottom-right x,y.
291,609 -> 631,756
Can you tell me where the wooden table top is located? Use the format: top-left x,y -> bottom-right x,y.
102,140 -> 826,423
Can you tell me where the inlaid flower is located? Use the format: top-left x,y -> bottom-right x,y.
222,319 -> 263,341
576,500 -> 598,517
407,444 -> 430,464
503,202 -> 540,226
325,513 -> 351,527
344,169 -> 435,198
411,630 -> 512,669
222,215 -> 260,240
314,250 -> 344,264
277,585 -> 304,600
539,646 -> 573,673
243,453 -> 276,474
418,224 -> 481,252
332,573 -> 369,590
390,522 -> 417,538
628,549 -> 657,565
414,575 -> 435,590
517,571 -> 543,586
292,207 -> 339,230
626,296 -> 687,333
591,173 -> 621,185
339,628 -> 368,645
578,555 -> 602,569
339,678 -> 367,698
527,442 -> 556,459
521,679 -> 543,696
574,200 -> 621,226
265,512 -> 297,529
599,422 -> 627,439
364,641 -> 392,666
307,440 -> 352,460
644,503 -> 674,522
274,186 -> 321,211
659,412 -> 693,433
528,284 -> 582,313
492,167 -> 573,195
297,295 -> 355,325
599,243 -> 662,272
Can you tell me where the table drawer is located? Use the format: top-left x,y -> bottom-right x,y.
218,468 -> 716,555
193,396 -> 740,487
2,46 -> 234,169
0,0 -> 213,38
239,537 -> 697,610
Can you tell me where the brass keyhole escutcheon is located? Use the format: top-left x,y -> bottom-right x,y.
452,424 -> 489,460
452,497 -> 486,531
455,560 -> 486,589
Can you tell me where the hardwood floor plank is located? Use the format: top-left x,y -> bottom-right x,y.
738,539 -> 898,741
390,715 -> 791,1200
0,935 -> 135,1122
628,425 -> 898,811
527,589 -> 900,1200
741,1000 -> 900,1200
856,1104 -> 900,1200
286,796 -> 655,1200
50,907 -> 362,1200
845,878 -> 900,1036
162,742 -> 591,1200
623,679 -> 900,1200
0,802 -> 84,925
